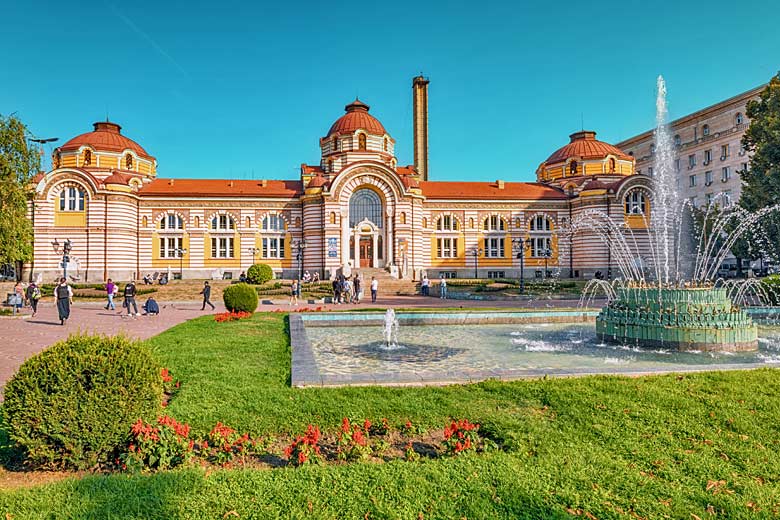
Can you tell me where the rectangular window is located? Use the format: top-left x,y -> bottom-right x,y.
674,159 -> 680,172
487,271 -> 505,279
160,237 -> 182,259
706,193 -> 713,206
705,170 -> 713,185
688,154 -> 696,168
530,237 -> 552,258
723,190 -> 733,207
740,162 -> 748,173
483,237 -> 505,258
689,175 -> 697,187
722,167 -> 731,182
436,238 -> 457,258
704,149 -> 712,164
648,167 -> 653,176
262,237 -> 284,258
211,237 -> 234,258
721,144 -> 730,160
439,271 -> 457,279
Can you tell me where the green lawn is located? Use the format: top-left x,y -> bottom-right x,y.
0,313 -> 779,519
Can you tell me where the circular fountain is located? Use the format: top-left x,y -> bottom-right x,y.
575,76 -> 776,352
596,286 -> 757,351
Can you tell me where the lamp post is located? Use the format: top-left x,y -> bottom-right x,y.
294,239 -> 307,290
249,246 -> 261,264
51,238 -> 72,279
512,237 -> 531,294
543,247 -> 552,279
470,246 -> 483,279
176,247 -> 187,280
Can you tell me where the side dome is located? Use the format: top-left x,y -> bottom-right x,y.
327,99 -> 386,136
537,130 -> 634,185
59,122 -> 154,160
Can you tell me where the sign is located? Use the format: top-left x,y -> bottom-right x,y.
327,237 -> 338,258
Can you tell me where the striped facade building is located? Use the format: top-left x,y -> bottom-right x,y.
25,78 -> 654,282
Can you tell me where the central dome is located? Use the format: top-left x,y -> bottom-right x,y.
327,99 -> 387,136
60,121 -> 153,160
544,130 -> 631,164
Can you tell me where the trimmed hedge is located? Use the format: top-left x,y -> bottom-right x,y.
3,334 -> 161,470
223,283 -> 258,312
247,263 -> 274,285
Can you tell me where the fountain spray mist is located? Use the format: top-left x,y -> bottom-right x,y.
651,75 -> 680,284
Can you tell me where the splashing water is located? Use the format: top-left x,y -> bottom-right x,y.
382,308 -> 401,350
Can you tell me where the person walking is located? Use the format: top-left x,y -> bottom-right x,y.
123,280 -> 140,316
332,277 -> 340,305
200,281 -> 215,310
13,282 -> 24,312
421,275 -> 430,297
370,276 -> 378,303
440,277 -> 448,299
289,280 -> 299,306
55,277 -> 73,325
105,278 -> 117,310
353,275 -> 362,304
25,281 -> 41,317
343,277 -> 352,304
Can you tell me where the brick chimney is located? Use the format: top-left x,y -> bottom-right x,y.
412,75 -> 430,181
496,180 -> 505,189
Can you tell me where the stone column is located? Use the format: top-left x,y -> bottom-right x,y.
340,213 -> 349,265
372,233 -> 379,268
353,231 -> 360,267
386,214 -> 394,266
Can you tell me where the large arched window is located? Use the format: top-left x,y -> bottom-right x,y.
349,189 -> 382,227
437,214 -> 459,231
529,215 -> 552,232
82,149 -> 92,166
58,187 -> 85,212
125,153 -> 133,169
160,213 -> 183,230
625,190 -> 647,215
211,214 -> 235,231
262,213 -> 285,231
483,215 -> 505,232
358,133 -> 367,150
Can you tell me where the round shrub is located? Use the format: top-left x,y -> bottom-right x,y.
223,282 -> 258,313
3,334 -> 162,470
247,263 -> 274,284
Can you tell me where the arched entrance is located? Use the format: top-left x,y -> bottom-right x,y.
348,188 -> 384,268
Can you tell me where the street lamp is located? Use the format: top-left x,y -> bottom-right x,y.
51,238 -> 72,279
176,247 -> 187,280
543,247 -> 552,279
512,237 -> 532,294
470,246 -> 483,279
294,239 -> 307,289
249,246 -> 261,264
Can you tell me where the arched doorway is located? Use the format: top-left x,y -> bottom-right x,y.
349,188 -> 383,268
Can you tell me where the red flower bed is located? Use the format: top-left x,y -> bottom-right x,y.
442,419 -> 481,455
214,311 -> 252,322
284,424 -> 322,466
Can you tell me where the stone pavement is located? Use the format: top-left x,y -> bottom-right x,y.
0,294 -> 597,389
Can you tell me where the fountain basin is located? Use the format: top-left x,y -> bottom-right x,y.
596,287 -> 758,352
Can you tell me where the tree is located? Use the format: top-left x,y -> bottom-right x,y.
0,114 -> 40,271
739,73 -> 780,262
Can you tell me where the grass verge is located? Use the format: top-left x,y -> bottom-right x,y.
0,313 -> 778,519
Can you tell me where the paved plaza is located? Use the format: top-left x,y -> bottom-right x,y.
0,295 -> 591,389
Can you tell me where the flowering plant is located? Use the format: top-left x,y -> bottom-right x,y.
442,419 -> 481,455
401,419 -> 425,435
204,421 -> 256,465
284,424 -> 322,466
336,418 -> 372,461
160,367 -> 181,395
121,416 -> 193,472
214,311 -> 252,323
404,441 -> 420,462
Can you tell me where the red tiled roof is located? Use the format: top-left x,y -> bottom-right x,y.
420,181 -> 567,200
60,122 -> 154,160
307,174 -> 329,188
544,131 -> 631,164
327,99 -> 386,136
301,164 -> 323,175
139,178 -> 303,198
396,165 -> 417,176
103,172 -> 134,185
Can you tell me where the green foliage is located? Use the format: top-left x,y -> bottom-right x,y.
3,334 -> 161,469
246,263 -> 273,284
760,274 -> 780,304
0,114 -> 40,264
740,72 -> 780,260
222,283 -> 258,312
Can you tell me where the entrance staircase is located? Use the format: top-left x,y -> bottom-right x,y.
354,268 -> 419,296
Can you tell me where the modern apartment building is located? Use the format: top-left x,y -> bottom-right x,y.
617,85 -> 765,208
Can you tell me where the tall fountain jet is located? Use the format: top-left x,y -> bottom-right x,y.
650,75 -> 681,284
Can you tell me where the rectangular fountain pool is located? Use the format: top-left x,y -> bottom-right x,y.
290,312 -> 780,387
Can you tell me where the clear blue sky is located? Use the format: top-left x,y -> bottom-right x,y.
4,0 -> 778,181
